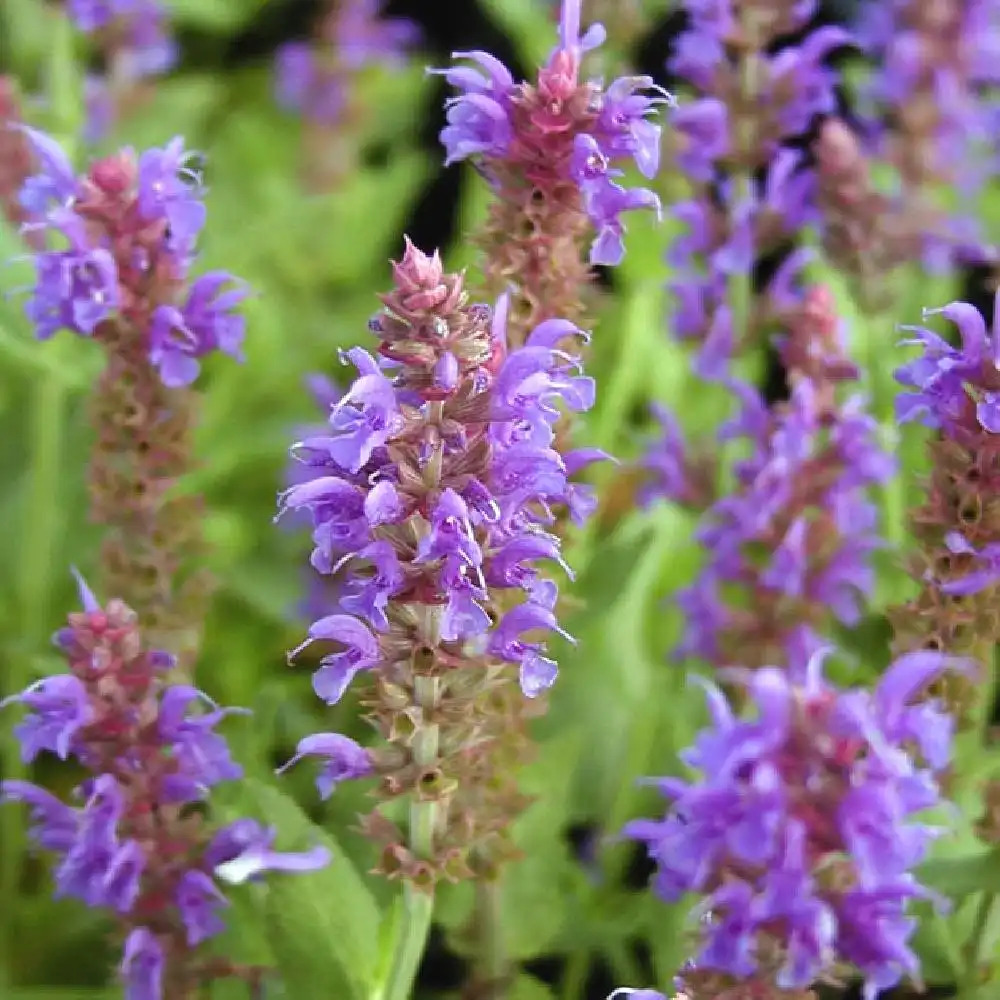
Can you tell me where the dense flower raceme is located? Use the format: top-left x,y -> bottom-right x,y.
0,577 -> 329,1000
276,0 -> 419,123
650,286 -> 892,672
19,130 -> 246,386
855,0 -> 1000,270
435,0 -> 669,340
626,648 -> 965,999
17,130 -> 247,659
666,0 -> 848,368
276,240 -> 601,879
890,294 -> 1000,719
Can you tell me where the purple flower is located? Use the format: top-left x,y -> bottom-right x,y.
289,614 -> 382,704
25,214 -> 120,339
208,819 -> 332,885
0,581 -> 331,988
136,137 -> 206,251
896,294 -> 1000,432
274,0 -> 418,124
156,686 -> 246,798
175,870 -> 228,946
276,732 -> 373,799
0,674 -> 93,762
148,272 -> 248,387
0,780 -> 78,852
626,650 -> 964,996
19,131 -> 248,386
279,249 -> 600,823
435,3 -> 664,268
121,927 -> 164,1000
435,51 -> 516,165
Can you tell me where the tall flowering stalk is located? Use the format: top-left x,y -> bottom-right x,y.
435,0 -> 667,344
275,0 -> 420,188
665,0 -> 846,369
626,648 -> 964,1000
659,287 -> 891,674
892,295 -> 1000,722
854,0 -> 999,272
0,575 -> 329,999
813,118 -> 925,313
275,240 -> 597,998
65,0 -> 177,144
18,131 -> 247,665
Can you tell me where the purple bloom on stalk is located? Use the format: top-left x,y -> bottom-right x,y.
148,272 -> 248,387
279,246 -> 601,833
121,927 -> 164,1000
0,674 -> 93,762
435,0 -> 666,266
208,819 -> 332,885
276,732 -> 373,799
626,649 -> 966,997
1,578 -> 330,998
18,131 -> 248,387
896,294 -> 1000,432
274,0 -> 419,124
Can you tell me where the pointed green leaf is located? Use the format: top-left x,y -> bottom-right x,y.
243,779 -> 381,1000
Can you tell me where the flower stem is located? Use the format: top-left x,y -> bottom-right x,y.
961,890 -> 995,997
382,675 -> 440,1000
473,877 -> 508,998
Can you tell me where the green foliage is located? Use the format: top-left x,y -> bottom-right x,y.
3,0 -> 1000,998
242,781 -> 382,1000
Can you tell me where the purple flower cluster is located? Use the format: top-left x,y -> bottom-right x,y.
626,648 -> 963,998
666,0 -> 847,366
18,130 -> 247,387
1,577 -> 328,999
275,240 -> 601,800
434,0 -> 668,266
895,294 -> 1000,599
654,287 -> 893,671
855,0 -> 1000,268
275,0 -> 420,124
68,0 -> 177,80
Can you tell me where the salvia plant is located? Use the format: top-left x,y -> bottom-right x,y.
2,1 -> 1000,1000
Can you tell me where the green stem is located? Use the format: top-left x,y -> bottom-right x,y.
382,885 -> 435,1000
381,675 -> 440,1000
474,878 -> 507,997
961,891 -> 995,998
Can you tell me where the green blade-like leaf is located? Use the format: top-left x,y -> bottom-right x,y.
242,779 -> 381,1000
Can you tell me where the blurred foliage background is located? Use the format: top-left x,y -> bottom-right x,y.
0,1 -> 997,998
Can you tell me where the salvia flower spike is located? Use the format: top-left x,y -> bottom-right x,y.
0,575 -> 329,1000
277,238 -> 599,885
18,129 -> 249,663
892,293 -> 1000,722
433,0 -> 669,342
626,647 -> 969,1000
654,287 -> 892,672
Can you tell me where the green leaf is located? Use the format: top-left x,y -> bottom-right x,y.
919,849 -> 1000,900
242,779 -> 381,1000
165,0 -> 268,29
499,730 -> 589,961
509,973 -> 557,1000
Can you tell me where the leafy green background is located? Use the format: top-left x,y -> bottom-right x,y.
0,0 -> 998,998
